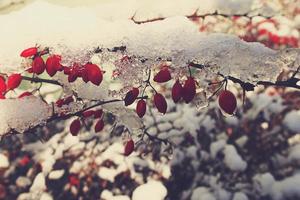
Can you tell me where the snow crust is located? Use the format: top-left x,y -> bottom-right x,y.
0,96 -> 51,136
223,145 -> 247,171
0,1 -> 291,84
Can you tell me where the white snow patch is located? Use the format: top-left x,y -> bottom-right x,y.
223,145 -> 247,171
132,180 -> 167,200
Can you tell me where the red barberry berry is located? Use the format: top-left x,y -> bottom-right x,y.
20,47 -> 38,58
154,93 -> 167,114
136,99 -> 146,118
32,56 -> 45,75
0,76 -> 6,93
124,139 -> 134,156
153,67 -> 171,83
82,110 -> 95,118
70,119 -> 81,136
182,77 -> 196,103
124,87 -> 139,106
218,90 -> 237,115
18,91 -> 32,98
7,73 -> 22,90
172,80 -> 183,103
84,63 -> 103,86
46,55 -> 62,76
95,119 -> 104,133
94,109 -> 103,119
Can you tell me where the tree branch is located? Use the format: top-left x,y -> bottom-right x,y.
22,76 -> 62,86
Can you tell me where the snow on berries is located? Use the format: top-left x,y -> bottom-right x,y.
124,87 -> 139,106
7,73 -> 22,90
153,67 -> 171,83
154,93 -> 167,114
136,99 -> 147,118
124,139 -> 135,156
218,90 -> 237,115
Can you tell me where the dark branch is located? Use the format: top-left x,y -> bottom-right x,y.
22,76 -> 62,86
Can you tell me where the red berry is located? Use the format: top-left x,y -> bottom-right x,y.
182,77 -> 196,103
46,55 -> 62,76
94,109 -> 103,119
69,175 -> 80,187
124,87 -> 139,106
64,96 -> 74,105
94,119 -> 104,133
0,76 -> 6,93
7,73 -> 22,90
32,56 -> 45,75
172,80 -> 183,103
68,70 -> 78,82
124,139 -> 134,156
154,93 -> 167,114
63,67 -> 71,75
18,91 -> 32,98
70,119 -> 81,136
84,63 -> 103,86
56,99 -> 64,107
20,47 -> 37,58
218,90 -> 237,115
153,67 -> 171,83
82,110 -> 95,118
136,99 -> 146,118
0,93 -> 5,99
80,68 -> 89,83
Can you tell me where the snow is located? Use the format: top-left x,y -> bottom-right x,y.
191,187 -> 216,200
283,110 -> 300,133
0,1 -> 291,83
271,174 -> 300,200
210,139 -> 226,158
233,192 -> 248,200
132,180 -> 167,200
30,172 -> 46,192
0,153 -> 9,168
288,144 -> 300,162
48,170 -> 65,180
223,145 -> 247,171
0,96 -> 51,136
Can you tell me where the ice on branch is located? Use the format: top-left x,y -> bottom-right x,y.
0,1 -> 296,84
0,96 -> 51,136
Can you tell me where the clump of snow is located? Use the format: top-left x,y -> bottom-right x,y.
223,145 -> 247,171
0,153 -> 9,168
233,192 -> 248,200
210,139 -> 226,158
30,172 -> 46,192
191,187 -> 216,200
0,96 -> 51,136
288,144 -> 300,162
283,110 -> 300,133
271,174 -> 300,200
132,180 -> 167,200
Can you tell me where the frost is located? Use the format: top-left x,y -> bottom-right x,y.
0,96 -> 51,136
233,192 -> 248,200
